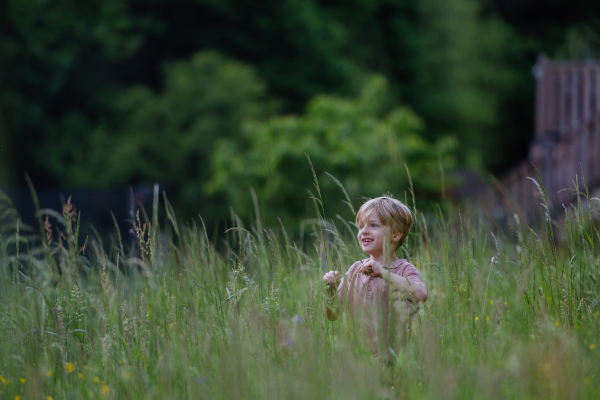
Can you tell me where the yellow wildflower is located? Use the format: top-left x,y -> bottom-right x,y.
555,321 -> 560,326
475,317 -> 479,321
20,379 -> 25,384
102,384 -> 109,393
47,371 -> 53,377
541,363 -> 550,371
591,344 -> 596,350
78,373 -> 84,379
93,376 -> 100,383
504,302 -> 507,306
48,397 -> 54,400
418,382 -> 422,387
15,396 -> 20,400
489,300 -> 493,305
66,362 -> 75,373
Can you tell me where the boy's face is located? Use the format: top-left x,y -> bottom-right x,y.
357,211 -> 402,258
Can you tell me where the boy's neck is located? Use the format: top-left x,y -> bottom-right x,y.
371,253 -> 399,266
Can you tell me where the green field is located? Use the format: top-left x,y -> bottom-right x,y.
1,178 -> 599,400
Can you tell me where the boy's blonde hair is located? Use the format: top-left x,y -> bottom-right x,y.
355,195 -> 413,250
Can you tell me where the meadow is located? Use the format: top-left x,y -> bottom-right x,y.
0,173 -> 599,400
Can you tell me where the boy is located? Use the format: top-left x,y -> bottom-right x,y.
323,195 -> 428,356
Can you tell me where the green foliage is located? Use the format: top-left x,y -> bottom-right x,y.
208,76 -> 456,224
412,0 -> 518,168
557,26 -> 600,59
47,51 -> 277,220
0,0 -> 155,182
0,119 -> 9,184
3,0 -> 600,223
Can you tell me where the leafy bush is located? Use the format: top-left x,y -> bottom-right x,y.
208,75 -> 456,225
56,51 -> 278,221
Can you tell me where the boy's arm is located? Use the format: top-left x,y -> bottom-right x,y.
361,259 -> 427,304
323,286 -> 340,321
322,271 -> 341,321
381,271 -> 428,304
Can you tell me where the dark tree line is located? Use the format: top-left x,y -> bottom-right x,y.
1,0 -> 599,224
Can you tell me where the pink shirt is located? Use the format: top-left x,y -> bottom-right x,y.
337,258 -> 427,356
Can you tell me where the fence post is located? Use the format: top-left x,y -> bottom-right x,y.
535,54 -> 549,137
583,66 -> 591,123
596,66 -> 600,183
544,135 -> 554,201
571,66 -> 579,133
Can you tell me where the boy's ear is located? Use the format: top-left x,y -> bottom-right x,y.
393,231 -> 403,243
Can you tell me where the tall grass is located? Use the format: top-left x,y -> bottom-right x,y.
0,175 -> 599,400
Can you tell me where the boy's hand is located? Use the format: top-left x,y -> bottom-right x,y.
359,259 -> 385,278
323,271 -> 340,291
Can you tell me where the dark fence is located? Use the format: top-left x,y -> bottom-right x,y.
1,184 -> 159,246
477,55 -> 600,224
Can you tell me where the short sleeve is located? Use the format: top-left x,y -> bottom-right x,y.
337,260 -> 363,303
398,263 -> 428,294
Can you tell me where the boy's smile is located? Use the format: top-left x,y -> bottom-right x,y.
357,212 -> 403,264
357,214 -> 388,257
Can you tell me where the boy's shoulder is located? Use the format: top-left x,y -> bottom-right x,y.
347,258 -> 417,273
389,258 -> 417,273
347,259 -> 367,273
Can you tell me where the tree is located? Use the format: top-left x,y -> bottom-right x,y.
207,76 -> 456,226
71,51 -> 277,221
0,0 -> 155,186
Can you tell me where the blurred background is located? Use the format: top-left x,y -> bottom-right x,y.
1,0 -> 599,235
